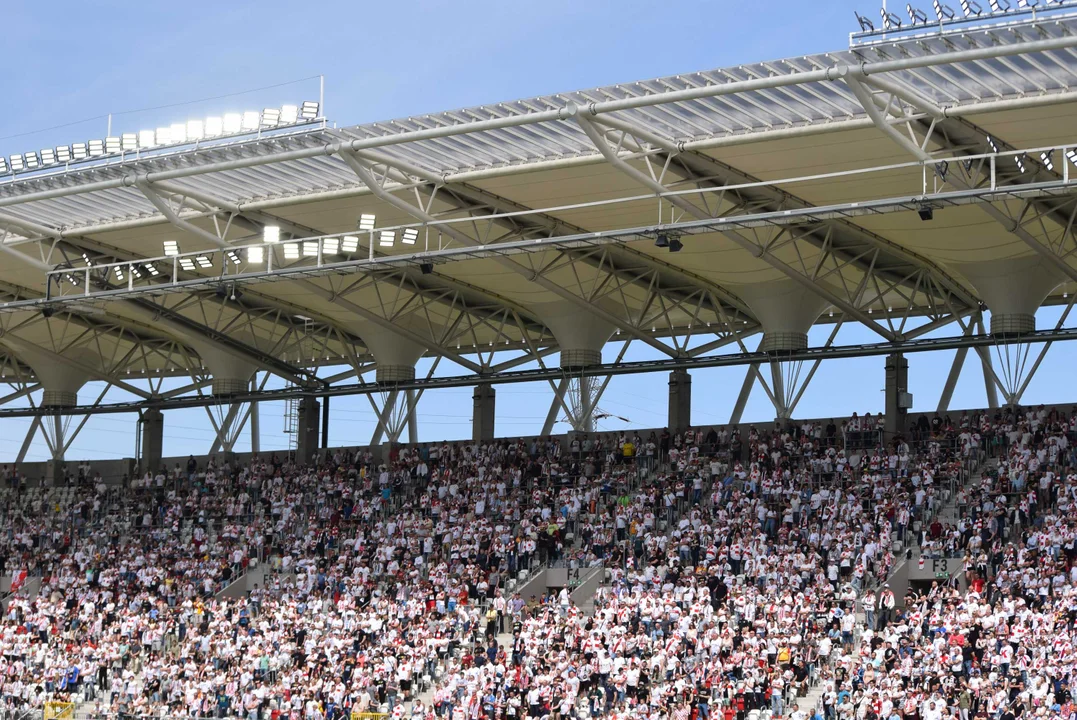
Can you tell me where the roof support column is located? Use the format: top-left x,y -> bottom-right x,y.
295,397 -> 321,466
473,383 -> 496,442
668,369 -> 691,435
140,407 -> 164,474
884,353 -> 910,441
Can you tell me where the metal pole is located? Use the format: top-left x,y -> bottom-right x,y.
321,394 -> 329,450
542,379 -> 569,436
16,416 -> 41,463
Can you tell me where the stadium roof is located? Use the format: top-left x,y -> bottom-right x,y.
1,7 -> 1077,421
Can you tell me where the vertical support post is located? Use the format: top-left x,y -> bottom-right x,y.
295,397 -> 320,465
321,395 -> 330,450
17,416 -> 41,464
542,379 -> 569,436
730,366 -> 757,425
885,352 -> 910,441
250,376 -> 260,454
975,317 -> 1001,409
668,369 -> 691,434
406,389 -> 419,445
473,383 -> 496,442
49,412 -> 65,486
140,407 -> 164,474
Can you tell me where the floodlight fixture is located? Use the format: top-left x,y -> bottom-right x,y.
263,225 -> 280,243
241,111 -> 260,131
855,11 -> 875,30
121,133 -> 137,152
143,263 -> 160,277
300,101 -> 319,120
40,148 -> 57,165
379,230 -> 396,247
907,4 -> 929,22
1066,148 -> 1077,167
205,117 -> 224,137
131,265 -> 143,279
223,114 -> 242,134
187,120 -> 204,141
138,131 -> 156,149
8,155 -> 23,172
358,213 -> 376,231
283,242 -> 300,259
322,237 -> 339,254
56,146 -> 72,163
1040,151 -> 1054,171
225,250 -> 242,265
1015,154 -> 1026,173
114,266 -> 125,281
986,135 -> 999,153
170,123 -> 187,144
105,137 -> 121,154
281,105 -> 299,124
0,158 -> 7,174
179,257 -> 196,272
1017,0 -> 1037,6
247,246 -> 265,263
960,0 -> 983,15
23,152 -> 39,170
71,143 -> 88,160
341,235 -> 359,253
303,241 -> 319,257
881,7 -> 903,28
88,140 -> 105,157
163,240 -> 180,256
989,0 -> 1011,10
918,204 -> 934,221
82,253 -> 92,266
155,127 -> 172,146
402,228 -> 418,245
261,108 -> 281,128
194,255 -> 212,269
934,0 -> 957,18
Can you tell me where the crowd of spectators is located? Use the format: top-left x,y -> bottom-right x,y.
0,406 -> 1053,720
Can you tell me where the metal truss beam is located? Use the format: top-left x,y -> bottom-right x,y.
15,318 -> 1077,417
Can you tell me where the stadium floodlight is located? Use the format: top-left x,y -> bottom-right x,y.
223,114 -> 242,134
163,240 -> 180,256
187,120 -> 204,141
179,257 -> 196,271
23,152 -> 39,170
960,0 -> 983,15
907,3 -> 929,22
322,237 -> 339,254
989,0 -> 1011,10
881,7 -> 903,28
114,266 -> 124,281
56,146 -> 72,163
934,0 -> 957,18
131,265 -> 143,279
225,250 -> 242,265
205,117 -> 224,137
1040,151 -> 1054,171
105,137 -> 121,154
303,240 -> 319,257
1066,148 -> 1077,167
402,228 -> 418,245
138,130 -> 156,149
247,246 -> 264,263
156,127 -> 172,146
358,213 -> 376,231
283,242 -> 300,259
263,225 -> 280,243
88,140 -> 105,157
986,135 -> 999,153
261,108 -> 281,128
300,101 -> 319,120
82,253 -> 92,266
1017,0 -> 1037,6
379,230 -> 396,247
121,133 -> 137,152
195,255 -> 212,268
71,143 -> 88,160
40,148 -> 57,165
1015,154 -> 1026,173
855,11 -> 875,30
143,263 -> 160,277
341,235 -> 359,253
0,158 -> 7,174
9,155 -> 24,172
170,123 -> 187,144
241,111 -> 260,131
281,105 -> 299,124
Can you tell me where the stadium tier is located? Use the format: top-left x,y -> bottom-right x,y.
3,3 -> 1077,720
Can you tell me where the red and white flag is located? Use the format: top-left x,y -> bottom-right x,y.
9,569 -> 27,591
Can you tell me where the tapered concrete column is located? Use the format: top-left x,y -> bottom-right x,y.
473,383 -> 496,441
735,281 -> 830,353
884,353 -> 909,440
957,257 -> 1063,336
295,397 -> 320,465
668,369 -> 691,434
140,407 -> 164,472
189,342 -> 257,396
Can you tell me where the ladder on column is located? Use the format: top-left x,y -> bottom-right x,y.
283,395 -> 299,452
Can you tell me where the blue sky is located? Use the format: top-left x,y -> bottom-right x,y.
2,0 -> 1075,462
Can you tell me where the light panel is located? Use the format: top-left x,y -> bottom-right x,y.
283,242 -> 300,259
263,225 -> 280,243
195,255 -> 213,269
40,149 -> 57,165
358,214 -> 376,231
170,123 -> 187,144
187,120 -> 204,141
139,130 -> 156,149
379,230 -> 395,247
281,105 -> 299,124
121,133 -> 137,152
113,266 -> 125,281
248,246 -> 265,263
56,146 -> 72,163
104,137 -> 121,154
241,111 -> 259,131
71,143 -> 88,160
205,117 -> 224,137
8,155 -> 23,172
156,127 -> 172,146
23,152 -> 39,169
88,140 -> 105,157
179,258 -> 196,272
261,108 -> 281,128
341,235 -> 359,253
223,114 -> 242,134
402,228 -> 418,245
302,240 -> 319,256
143,263 -> 160,277
163,240 -> 180,256
300,101 -> 319,120
322,237 -> 339,254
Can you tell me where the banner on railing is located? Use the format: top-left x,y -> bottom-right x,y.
42,702 -> 74,720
